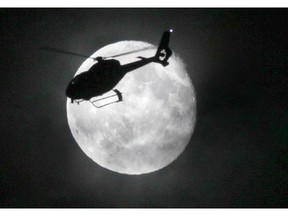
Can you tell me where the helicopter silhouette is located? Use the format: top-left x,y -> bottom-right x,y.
42,29 -> 173,108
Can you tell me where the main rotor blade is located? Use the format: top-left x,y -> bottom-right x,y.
40,46 -> 95,60
104,46 -> 155,59
40,46 -> 155,61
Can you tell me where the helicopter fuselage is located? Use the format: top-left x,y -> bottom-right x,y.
65,56 -> 157,102
66,59 -> 122,100
65,30 -> 172,104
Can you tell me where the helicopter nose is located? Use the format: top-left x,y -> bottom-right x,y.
66,84 -> 73,98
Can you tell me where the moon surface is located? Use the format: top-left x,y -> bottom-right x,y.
67,41 -> 196,175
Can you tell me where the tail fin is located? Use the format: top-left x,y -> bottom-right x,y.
154,30 -> 173,66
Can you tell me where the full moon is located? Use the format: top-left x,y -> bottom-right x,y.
67,41 -> 196,175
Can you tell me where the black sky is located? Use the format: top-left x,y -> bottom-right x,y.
0,8 -> 287,207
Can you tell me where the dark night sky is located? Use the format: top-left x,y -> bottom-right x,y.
0,8 -> 287,207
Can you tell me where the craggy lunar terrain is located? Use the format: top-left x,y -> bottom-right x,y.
67,41 -> 196,175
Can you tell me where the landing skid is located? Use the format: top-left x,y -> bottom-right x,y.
90,89 -> 123,108
73,89 -> 123,108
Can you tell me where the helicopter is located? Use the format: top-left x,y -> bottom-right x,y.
43,29 -> 173,108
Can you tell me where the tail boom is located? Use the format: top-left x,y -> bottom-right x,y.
120,30 -> 173,74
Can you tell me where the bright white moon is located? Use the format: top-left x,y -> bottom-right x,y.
67,41 -> 196,175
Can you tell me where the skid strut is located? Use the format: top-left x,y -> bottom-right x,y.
74,99 -> 85,104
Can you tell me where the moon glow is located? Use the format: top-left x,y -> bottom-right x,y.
67,41 -> 196,175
